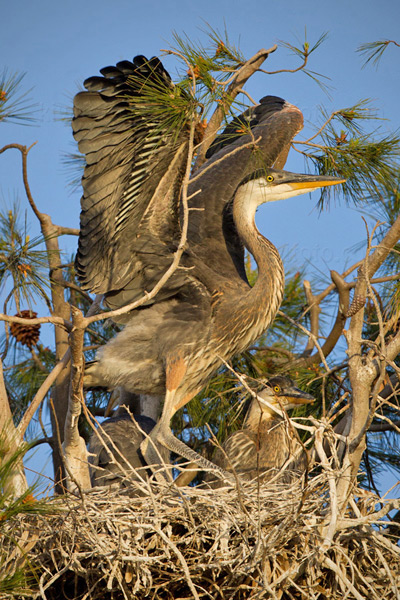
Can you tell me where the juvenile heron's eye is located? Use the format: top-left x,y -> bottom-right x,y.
273,385 -> 281,393
266,175 -> 274,182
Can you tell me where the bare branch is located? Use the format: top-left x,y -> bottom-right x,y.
0,357 -> 28,496
278,311 -> 330,372
301,280 -> 321,356
193,47 -> 276,169
259,52 -> 308,76
300,110 -> 341,144
0,143 -> 42,221
56,226 -> 80,236
63,306 -> 91,491
0,141 -> 73,486
283,270 -> 351,371
366,213 -> 400,278
0,312 -> 71,330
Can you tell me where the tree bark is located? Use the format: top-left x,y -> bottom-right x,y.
0,359 -> 28,497
63,306 -> 91,491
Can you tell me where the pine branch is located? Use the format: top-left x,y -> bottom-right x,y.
0,69 -> 38,124
358,39 -> 400,68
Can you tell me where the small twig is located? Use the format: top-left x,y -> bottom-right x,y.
278,311 -> 330,372
56,226 -> 80,236
237,87 -> 258,106
314,426 -> 338,550
0,312 -> 71,329
301,110 -> 341,144
301,279 -> 320,356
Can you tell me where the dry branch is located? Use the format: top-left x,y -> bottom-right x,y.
62,306 -> 91,491
193,47 -> 276,169
0,357 -> 28,497
0,142 -> 73,487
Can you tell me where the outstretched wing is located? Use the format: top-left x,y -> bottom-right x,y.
187,96 -> 304,283
73,56 -> 196,299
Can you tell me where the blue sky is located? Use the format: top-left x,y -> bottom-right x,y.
2,0 -> 399,273
1,0 -> 399,492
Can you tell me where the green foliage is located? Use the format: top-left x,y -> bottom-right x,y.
0,206 -> 50,310
125,61 -> 201,144
168,26 -> 255,133
302,125 -> 400,209
280,29 -> 328,60
358,39 -> 400,68
0,69 -> 37,124
0,445 -> 44,519
278,30 -> 330,91
5,344 -> 55,426
171,26 -> 244,89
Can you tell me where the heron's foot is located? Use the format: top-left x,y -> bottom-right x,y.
139,435 -> 174,485
157,427 -> 235,485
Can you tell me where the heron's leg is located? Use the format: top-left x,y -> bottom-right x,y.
139,418 -> 175,484
140,355 -> 234,484
140,356 -> 187,483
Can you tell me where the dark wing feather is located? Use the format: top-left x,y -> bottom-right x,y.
187,97 -> 304,284
74,56 -> 193,297
205,96 -> 289,159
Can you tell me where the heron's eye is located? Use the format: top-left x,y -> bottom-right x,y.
273,385 -> 281,393
266,175 -> 274,182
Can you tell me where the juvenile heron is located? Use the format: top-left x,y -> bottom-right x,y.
206,376 -> 314,485
89,404 -> 169,488
73,56 -> 344,478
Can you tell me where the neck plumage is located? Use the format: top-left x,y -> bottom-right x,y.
244,398 -> 277,430
232,183 -> 285,326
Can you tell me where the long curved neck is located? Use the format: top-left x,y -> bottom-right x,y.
232,185 -> 284,317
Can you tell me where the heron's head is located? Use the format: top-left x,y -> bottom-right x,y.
257,375 -> 315,413
237,168 -> 345,207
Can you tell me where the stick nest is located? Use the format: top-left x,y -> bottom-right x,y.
3,471 -> 400,599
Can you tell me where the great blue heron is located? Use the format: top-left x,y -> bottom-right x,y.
73,56 -> 344,478
205,376 -> 314,486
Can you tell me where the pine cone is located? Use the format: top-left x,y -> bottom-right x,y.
10,310 -> 40,348
346,294 -> 366,318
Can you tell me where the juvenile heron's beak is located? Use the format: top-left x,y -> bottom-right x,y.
281,385 -> 315,406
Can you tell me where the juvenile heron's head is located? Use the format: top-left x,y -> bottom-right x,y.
257,375 -> 315,413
